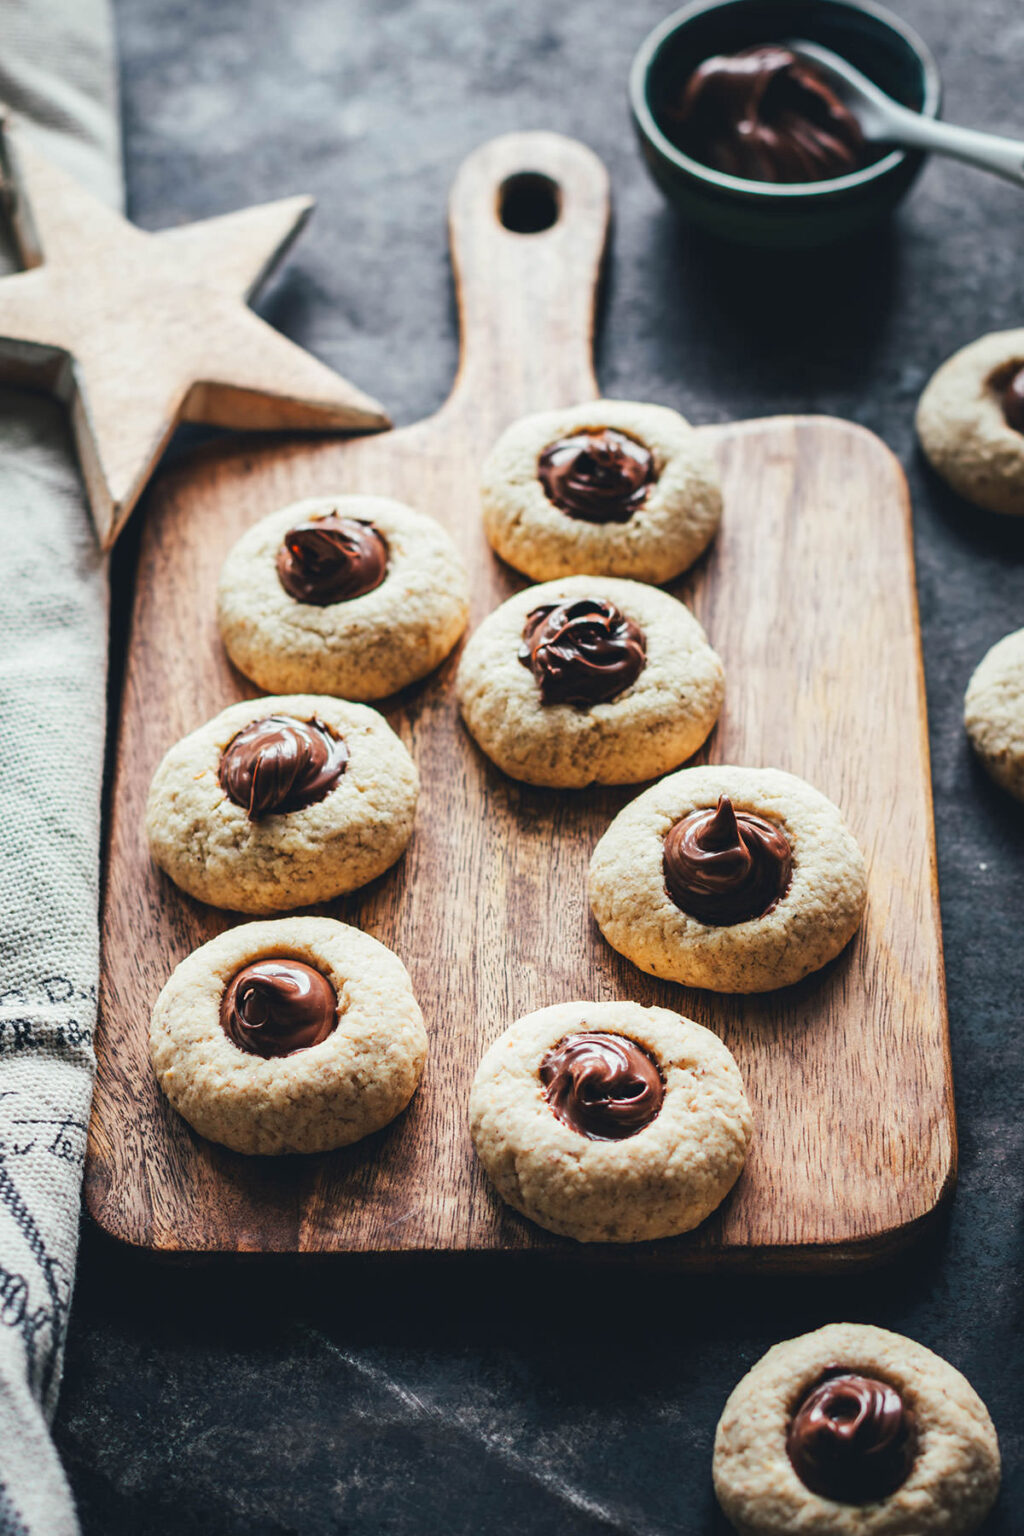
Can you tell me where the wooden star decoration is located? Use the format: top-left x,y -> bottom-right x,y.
0,118 -> 390,548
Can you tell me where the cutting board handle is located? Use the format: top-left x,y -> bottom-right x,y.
441,131 -> 610,426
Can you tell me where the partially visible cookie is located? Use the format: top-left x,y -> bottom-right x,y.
917,329 -> 1024,514
145,694 -> 419,913
964,627 -> 1024,800
217,495 -> 470,699
150,917 -> 427,1154
713,1322 -> 1000,1536
589,765 -> 866,992
481,399 -> 722,583
469,1000 -> 752,1243
455,575 -> 724,787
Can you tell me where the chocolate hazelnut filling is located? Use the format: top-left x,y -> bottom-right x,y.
276,514 -> 388,605
664,795 -> 792,925
666,45 -> 867,184
219,715 -> 348,821
220,958 -> 338,1059
786,1369 -> 917,1503
537,428 -> 655,523
518,597 -> 646,705
540,1032 -> 664,1140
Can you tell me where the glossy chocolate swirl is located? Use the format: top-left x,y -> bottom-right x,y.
537,429 -> 655,523
276,514 -> 389,605
787,1370 -> 917,1504
518,597 -> 646,705
220,958 -> 338,1058
663,795 -> 792,925
668,45 -> 866,183
219,715 -> 348,820
540,1032 -> 664,1141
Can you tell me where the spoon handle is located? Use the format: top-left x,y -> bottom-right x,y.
885,107 -> 1024,187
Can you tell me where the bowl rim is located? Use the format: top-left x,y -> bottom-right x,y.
629,0 -> 943,199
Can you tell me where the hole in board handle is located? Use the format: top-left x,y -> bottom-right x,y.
499,172 -> 561,234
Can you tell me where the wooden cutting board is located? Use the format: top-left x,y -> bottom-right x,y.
85,132 -> 955,1266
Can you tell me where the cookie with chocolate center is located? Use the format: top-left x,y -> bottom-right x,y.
469,1000 -> 752,1243
218,494 -> 470,699
456,575 -> 724,788
481,399 -> 722,583
589,764 -> 866,992
714,1323 -> 1000,1536
917,328 -> 1024,515
145,693 -> 418,913
150,917 -> 427,1154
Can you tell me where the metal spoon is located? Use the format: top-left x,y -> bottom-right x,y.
786,39 -> 1024,187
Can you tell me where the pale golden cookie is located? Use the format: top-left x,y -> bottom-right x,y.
589,765 -> 866,992
145,694 -> 418,914
714,1323 -> 1000,1536
964,627 -> 1024,800
469,1000 -> 751,1243
150,917 -> 427,1155
455,575 -> 724,787
217,495 -> 470,699
481,399 -> 722,583
917,329 -> 1024,514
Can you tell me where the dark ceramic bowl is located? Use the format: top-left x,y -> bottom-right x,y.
629,0 -> 941,247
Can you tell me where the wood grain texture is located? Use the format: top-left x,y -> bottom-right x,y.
85,131 -> 955,1266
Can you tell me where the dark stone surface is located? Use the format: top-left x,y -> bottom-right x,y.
53,1 -> 1024,1530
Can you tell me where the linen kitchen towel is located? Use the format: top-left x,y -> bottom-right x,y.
0,0 -> 120,1531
